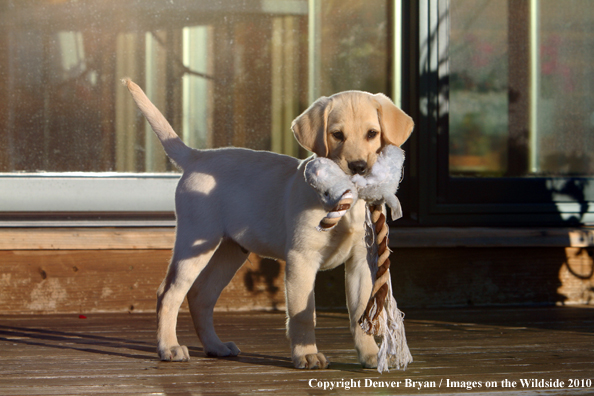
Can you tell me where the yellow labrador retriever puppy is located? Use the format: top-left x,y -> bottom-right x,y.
123,79 -> 413,369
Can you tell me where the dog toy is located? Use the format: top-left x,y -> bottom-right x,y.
359,204 -> 412,373
304,157 -> 359,231
304,144 -> 412,373
305,145 -> 405,232
351,144 -> 405,222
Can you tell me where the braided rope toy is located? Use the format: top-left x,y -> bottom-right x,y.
360,205 -> 391,334
359,204 -> 412,373
316,190 -> 355,231
305,145 -> 413,373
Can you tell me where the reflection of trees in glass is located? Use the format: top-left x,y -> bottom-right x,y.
449,70 -> 509,175
0,3 -> 310,172
449,109 -> 508,176
320,0 -> 388,95
448,1 -> 509,176
449,0 -> 594,177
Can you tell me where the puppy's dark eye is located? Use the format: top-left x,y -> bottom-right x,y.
332,131 -> 345,142
367,130 -> 379,140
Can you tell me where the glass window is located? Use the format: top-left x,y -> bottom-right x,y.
448,0 -> 509,176
416,0 -> 594,226
448,0 -> 594,177
0,1 -> 394,217
0,1 -> 309,173
319,0 -> 390,96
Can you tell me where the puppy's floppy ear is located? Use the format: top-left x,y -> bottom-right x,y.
292,96 -> 333,157
373,93 -> 414,147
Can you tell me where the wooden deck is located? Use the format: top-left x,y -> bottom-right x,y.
1,307 -> 593,395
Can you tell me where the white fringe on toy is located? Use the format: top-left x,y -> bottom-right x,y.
359,207 -> 413,373
367,277 -> 412,373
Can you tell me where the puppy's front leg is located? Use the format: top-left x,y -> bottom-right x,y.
345,247 -> 380,368
285,252 -> 329,369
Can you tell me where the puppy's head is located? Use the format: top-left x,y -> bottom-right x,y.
291,91 -> 414,176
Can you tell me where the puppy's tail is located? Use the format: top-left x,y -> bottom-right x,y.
122,78 -> 193,169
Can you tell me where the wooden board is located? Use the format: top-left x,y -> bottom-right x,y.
1,227 -> 594,250
0,308 -> 593,395
0,250 -> 285,314
0,228 -> 592,314
390,247 -> 594,308
1,245 -> 592,314
0,228 -> 175,250
389,227 -> 594,248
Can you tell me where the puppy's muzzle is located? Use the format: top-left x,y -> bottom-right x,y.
348,160 -> 368,176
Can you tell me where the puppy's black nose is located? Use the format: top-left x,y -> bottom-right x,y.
348,160 -> 368,175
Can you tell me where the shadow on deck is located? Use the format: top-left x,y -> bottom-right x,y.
1,307 -> 593,395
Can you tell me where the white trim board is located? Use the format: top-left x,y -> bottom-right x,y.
0,173 -> 179,212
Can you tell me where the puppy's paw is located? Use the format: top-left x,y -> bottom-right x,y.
358,352 -> 378,369
354,335 -> 379,368
205,341 -> 241,357
159,345 -> 190,361
293,353 -> 329,369
224,341 -> 241,356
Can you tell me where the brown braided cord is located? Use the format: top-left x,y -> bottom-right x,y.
318,199 -> 412,372
320,201 -> 391,329
357,204 -> 413,372
358,204 -> 391,335
318,198 -> 390,330
317,191 -> 354,230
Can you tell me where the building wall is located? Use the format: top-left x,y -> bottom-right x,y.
1,228 -> 592,314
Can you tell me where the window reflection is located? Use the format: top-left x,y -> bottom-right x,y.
536,0 -> 594,176
1,1 -> 311,172
449,0 -> 594,177
0,1 -> 393,174
449,0 -> 509,176
319,0 -> 389,96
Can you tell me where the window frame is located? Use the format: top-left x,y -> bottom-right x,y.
0,173 -> 178,226
1,0 -> 396,226
9,0 -> 589,228
408,0 -> 594,227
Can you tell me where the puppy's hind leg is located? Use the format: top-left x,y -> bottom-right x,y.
187,239 -> 249,357
157,239 -> 221,362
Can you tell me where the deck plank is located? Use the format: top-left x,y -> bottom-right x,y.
0,307 -> 593,395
